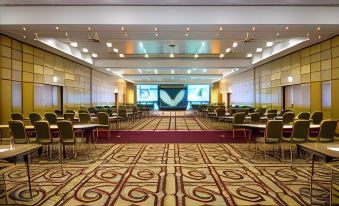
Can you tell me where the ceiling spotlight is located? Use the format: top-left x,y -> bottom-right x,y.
306,33 -> 310,40
171,69 -> 175,74
154,27 -> 158,31
53,76 -> 58,83
186,33 -> 189,37
34,33 -> 38,41
231,69 -> 235,72
203,69 -> 207,73
106,42 -> 112,47
170,53 -> 174,58
235,68 -> 239,71
285,26 -> 289,31
256,48 -> 263,52
87,26 -> 91,31
225,48 -> 231,53
124,33 -> 128,37
139,42 -> 144,48
154,69 -> 158,74
266,41 -> 274,47
317,26 -> 321,31
287,76 -> 293,83
186,27 -> 190,31
187,70 -> 191,74
194,54 -> 199,58
137,68 -> 142,73
70,42 -> 78,47
119,53 -> 125,58
155,33 -> 158,37
65,32 -> 68,37
106,68 -> 111,71
219,53 -> 225,58
252,26 -> 256,31
55,26 -> 59,31
216,33 -> 219,37
82,48 -> 88,53
23,35 -> 26,39
113,48 -> 119,53
318,35 -> 322,39
121,26 -> 125,31
92,53 -> 98,58
219,27 -> 223,31
232,42 -> 238,48
246,53 -> 253,58
276,32 -> 280,36
22,27 -> 26,31
144,54 -> 149,58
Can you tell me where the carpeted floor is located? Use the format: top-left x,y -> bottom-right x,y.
0,143 -> 333,206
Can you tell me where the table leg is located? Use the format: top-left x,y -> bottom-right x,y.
23,154 -> 33,199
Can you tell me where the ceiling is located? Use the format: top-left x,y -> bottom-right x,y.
1,0 -> 339,5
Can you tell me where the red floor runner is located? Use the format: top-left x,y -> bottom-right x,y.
96,130 -> 253,143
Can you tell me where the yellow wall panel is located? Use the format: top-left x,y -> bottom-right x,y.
310,82 -> 322,112
311,62 -> 320,72
12,50 -> 22,61
34,64 -> 44,74
33,56 -> 43,65
311,53 -> 320,63
34,73 -> 44,83
0,35 -> 11,47
12,59 -> 22,71
12,70 -> 22,81
33,48 -> 44,57
301,64 -> 310,74
301,56 -> 310,65
321,40 -> 331,51
23,44 -> 33,54
311,72 -> 320,82
12,40 -> 22,51
0,68 -> 12,79
22,72 -> 33,82
332,56 -> 339,69
0,79 -> 12,124
321,49 -> 331,60
332,79 -> 339,118
23,62 -> 33,72
0,45 -> 11,58
333,46 -> 339,58
321,59 -> 331,70
0,57 -> 11,69
321,70 -> 331,81
23,53 -> 33,63
310,44 -> 320,54
22,82 -> 34,117
333,68 -> 339,79
301,47 -> 311,58
291,52 -> 301,67
332,36 -> 339,48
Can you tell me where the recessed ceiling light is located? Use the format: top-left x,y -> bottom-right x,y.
186,33 -> 189,37
219,53 -> 224,58
65,32 -> 68,37
23,35 -> 26,39
22,27 -> 26,31
70,42 -> 78,47
256,48 -> 263,52
187,70 -> 191,74
216,33 -> 219,37
252,26 -> 256,31
144,54 -> 149,58
219,27 -> 223,31
232,42 -> 238,48
106,68 -> 111,71
171,69 -> 175,74
119,53 -> 125,58
285,26 -> 289,31
194,54 -> 198,58
53,76 -> 58,82
155,33 -> 158,37
92,53 -> 98,58
87,26 -> 91,31
317,26 -> 321,31
186,27 -> 190,31
287,76 -> 293,82
266,41 -> 274,47
55,26 -> 59,31
276,32 -> 280,36
124,33 -> 128,37
154,27 -> 158,31
34,33 -> 38,41
139,42 -> 144,48
225,48 -> 231,53
203,69 -> 207,73
170,53 -> 174,58
318,35 -> 322,39
113,48 -> 119,53
154,69 -> 158,74
121,26 -> 125,31
106,42 -> 112,47
82,48 -> 88,53
246,53 -> 253,58
137,68 -> 142,73
231,69 -> 235,72
235,68 -> 239,71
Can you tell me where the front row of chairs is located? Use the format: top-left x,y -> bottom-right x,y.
256,119 -> 337,162
8,120 -> 78,160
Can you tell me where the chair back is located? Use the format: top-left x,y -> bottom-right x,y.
65,109 -> 76,114
79,113 -> 91,124
118,109 -> 127,118
54,109 -> 63,117
34,120 -> 52,143
88,107 -> 98,115
250,113 -> 261,123
310,111 -> 323,124
215,108 -> 226,117
282,112 -> 295,125
57,120 -> 75,143
11,113 -> 24,121
318,120 -> 338,142
296,112 -> 310,120
8,120 -> 27,143
44,112 -> 58,125
97,112 -> 109,125
78,109 -> 89,114
267,113 -> 277,120
29,112 -> 42,125
233,112 -> 246,124
255,108 -> 266,116
266,109 -> 277,115
265,120 -> 283,143
291,120 -> 310,142
64,113 -> 75,121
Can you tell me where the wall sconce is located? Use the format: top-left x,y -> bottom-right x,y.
53,76 -> 58,83
114,88 -> 119,94
287,76 -> 293,83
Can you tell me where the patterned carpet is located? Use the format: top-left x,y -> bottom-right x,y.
0,143 -> 333,206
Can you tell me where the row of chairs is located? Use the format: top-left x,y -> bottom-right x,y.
256,119 -> 338,162
9,120 -> 79,160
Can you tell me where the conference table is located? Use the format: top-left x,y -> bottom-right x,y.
297,143 -> 339,205
0,144 -> 42,200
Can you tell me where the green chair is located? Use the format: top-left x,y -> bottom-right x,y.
250,112 -> 261,123
54,109 -> 63,117
281,120 -> 310,163
282,112 -> 295,125
79,113 -> 91,124
232,112 -> 247,139
64,113 -> 75,121
78,109 -> 89,114
34,120 -> 60,160
296,112 -> 310,120
44,112 -> 58,125
267,113 -> 277,120
335,121 -> 339,141
255,120 -> 283,161
8,120 -> 35,144
65,109 -> 76,114
11,113 -> 24,121
96,112 -> 110,142
57,120 -> 77,158
308,120 -> 338,143
310,111 -> 323,124
29,112 -> 42,125
117,109 -> 128,127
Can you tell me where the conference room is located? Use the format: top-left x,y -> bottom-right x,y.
0,1 -> 339,205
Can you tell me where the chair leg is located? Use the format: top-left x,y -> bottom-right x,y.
232,130 -> 235,139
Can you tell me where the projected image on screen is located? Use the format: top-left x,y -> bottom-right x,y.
137,85 -> 158,102
187,85 -> 210,102
160,88 -> 186,107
